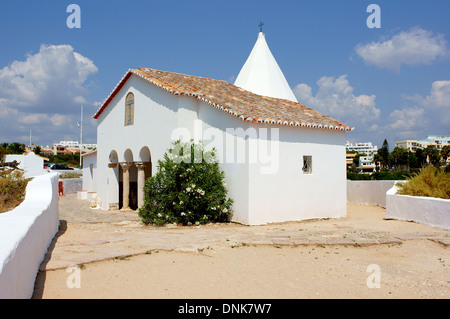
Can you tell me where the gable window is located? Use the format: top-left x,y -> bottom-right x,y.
125,92 -> 134,126
302,156 -> 312,174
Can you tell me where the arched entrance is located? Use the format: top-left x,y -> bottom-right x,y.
110,147 -> 152,212
119,149 -> 138,211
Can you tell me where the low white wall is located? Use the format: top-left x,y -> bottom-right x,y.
60,178 -> 82,195
347,180 -> 397,208
0,173 -> 59,299
386,183 -> 450,230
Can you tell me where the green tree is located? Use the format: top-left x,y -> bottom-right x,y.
391,147 -> 409,169
7,143 -> 25,154
33,146 -> 41,155
378,139 -> 390,169
441,145 -> 450,164
408,151 -> 419,169
424,145 -> 441,167
415,148 -> 427,167
353,153 -> 362,167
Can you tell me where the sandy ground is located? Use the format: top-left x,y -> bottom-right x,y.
34,241 -> 448,299
32,195 -> 449,299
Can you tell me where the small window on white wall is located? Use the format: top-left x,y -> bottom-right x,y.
302,156 -> 312,174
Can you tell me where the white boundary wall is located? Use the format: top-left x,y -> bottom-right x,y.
347,180 -> 397,208
386,183 -> 450,230
60,178 -> 82,195
0,173 -> 59,299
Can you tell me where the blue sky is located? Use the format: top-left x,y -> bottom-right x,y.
0,0 -> 449,149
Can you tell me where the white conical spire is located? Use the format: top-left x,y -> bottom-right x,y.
234,32 -> 298,103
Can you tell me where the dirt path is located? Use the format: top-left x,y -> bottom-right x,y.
32,195 -> 449,299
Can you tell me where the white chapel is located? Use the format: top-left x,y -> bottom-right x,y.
86,30 -> 353,225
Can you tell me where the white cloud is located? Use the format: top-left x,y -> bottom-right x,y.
355,27 -> 449,72
0,44 -> 98,145
387,107 -> 426,131
50,114 -> 69,126
0,44 -> 97,112
293,75 -> 380,129
382,80 -> 450,140
420,80 -> 450,109
18,113 -> 49,125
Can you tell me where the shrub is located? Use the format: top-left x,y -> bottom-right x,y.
138,140 -> 233,226
396,165 -> 450,199
59,172 -> 82,179
0,170 -> 32,213
347,171 -> 411,181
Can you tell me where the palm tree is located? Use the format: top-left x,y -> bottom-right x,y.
8,143 -> 25,155
424,145 -> 441,167
441,145 -> 450,165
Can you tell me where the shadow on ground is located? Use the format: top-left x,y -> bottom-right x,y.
32,220 -> 67,299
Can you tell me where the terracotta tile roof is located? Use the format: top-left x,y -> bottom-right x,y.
94,67 -> 353,131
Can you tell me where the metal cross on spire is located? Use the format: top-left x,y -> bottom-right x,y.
259,21 -> 264,32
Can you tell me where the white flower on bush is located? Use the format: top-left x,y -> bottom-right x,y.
181,212 -> 186,216
161,167 -> 165,172
157,213 -> 162,217
191,184 -> 196,188
186,187 -> 191,192
223,208 -> 228,213
180,200 -> 183,204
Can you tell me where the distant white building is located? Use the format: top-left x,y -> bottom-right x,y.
345,142 -> 379,172
396,135 -> 450,152
346,142 -> 378,156
358,156 -> 378,172
395,140 -> 422,152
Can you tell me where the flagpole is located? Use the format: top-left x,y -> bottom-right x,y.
77,105 -> 83,168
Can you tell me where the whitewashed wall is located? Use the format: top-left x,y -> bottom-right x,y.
96,75 -> 183,210
386,183 -> 450,230
347,180 -> 397,208
82,153 -> 97,193
246,125 -> 346,225
0,173 -> 59,299
60,178 -> 83,195
198,101 -> 347,224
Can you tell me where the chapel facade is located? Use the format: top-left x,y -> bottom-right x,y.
90,31 -> 353,225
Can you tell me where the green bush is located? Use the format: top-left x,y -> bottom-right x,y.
397,166 -> 450,199
347,171 -> 412,181
138,140 -> 233,226
0,170 -> 32,213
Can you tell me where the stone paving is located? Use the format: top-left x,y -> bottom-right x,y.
39,194 -> 450,271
